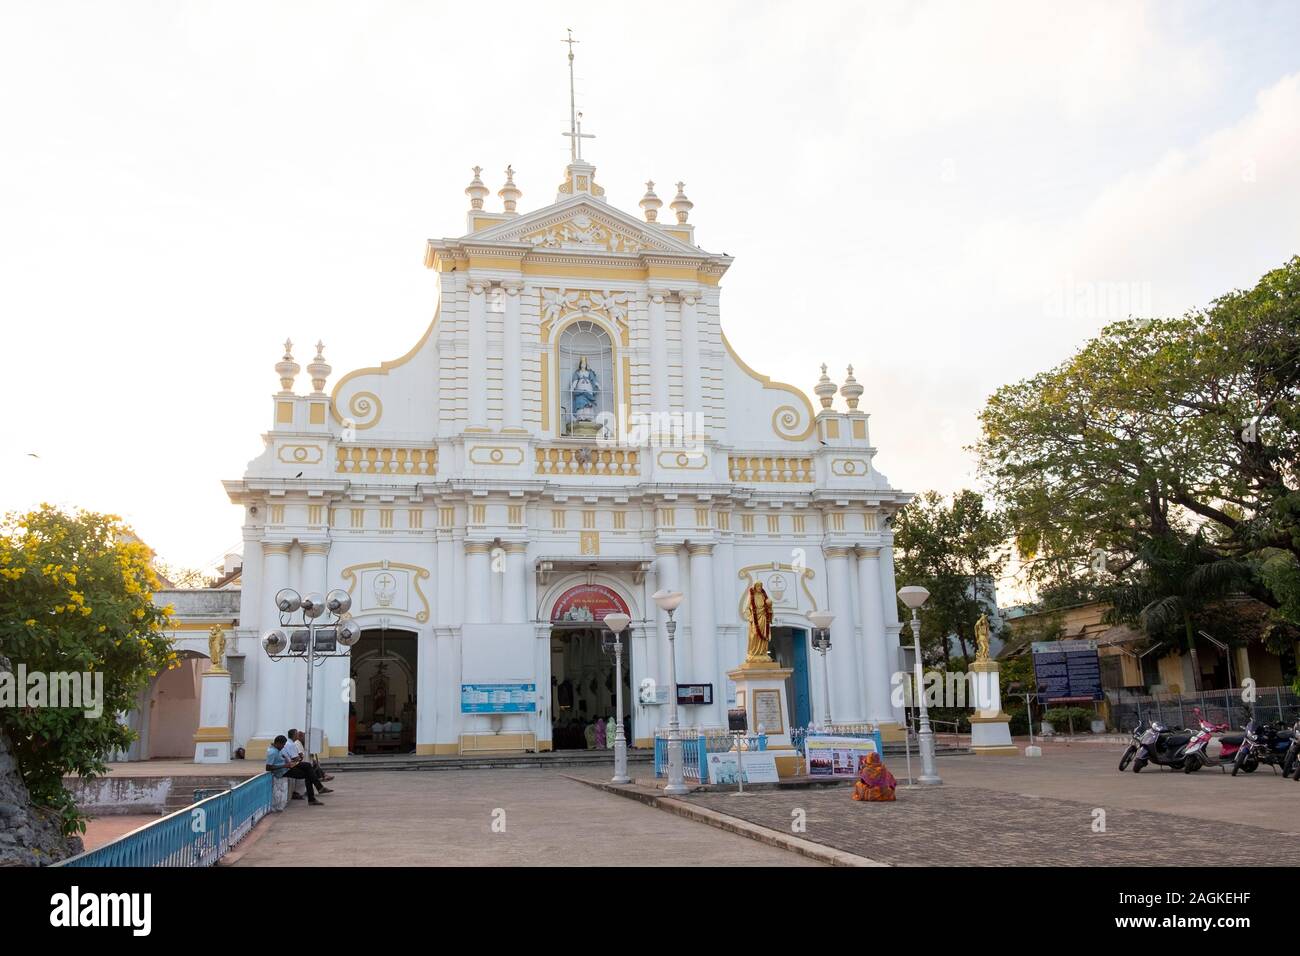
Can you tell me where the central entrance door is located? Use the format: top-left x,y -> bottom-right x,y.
549,627 -> 633,750
349,629 -> 418,755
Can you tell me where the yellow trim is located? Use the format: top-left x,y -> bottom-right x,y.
330,302 -> 441,425
721,331 -> 816,441
340,561 -> 431,623
244,739 -> 270,759
309,403 -> 327,425
459,732 -> 537,753
540,354 -> 550,432
415,743 -> 460,755
622,355 -> 632,416
276,401 -> 294,424
192,727 -> 233,743
852,418 -> 866,439
973,745 -> 1020,756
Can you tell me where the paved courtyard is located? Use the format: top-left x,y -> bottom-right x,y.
227,768 -> 820,867
686,744 -> 1300,866
223,745 -> 1300,866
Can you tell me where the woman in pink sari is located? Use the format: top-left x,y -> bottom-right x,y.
852,751 -> 897,801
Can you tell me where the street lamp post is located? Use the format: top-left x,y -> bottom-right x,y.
264,588 -> 360,753
652,589 -> 688,795
807,610 -> 835,732
602,611 -> 632,785
898,585 -> 941,786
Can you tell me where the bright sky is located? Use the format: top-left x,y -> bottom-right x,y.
3,1 -> 1299,573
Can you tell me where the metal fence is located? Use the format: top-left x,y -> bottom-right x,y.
1108,686 -> 1300,733
56,772 -> 274,868
653,730 -> 768,779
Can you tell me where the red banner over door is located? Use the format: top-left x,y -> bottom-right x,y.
550,584 -> 631,624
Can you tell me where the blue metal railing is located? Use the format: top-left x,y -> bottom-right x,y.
654,732 -> 768,780
56,772 -> 274,868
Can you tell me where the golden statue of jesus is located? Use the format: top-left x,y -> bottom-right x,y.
208,624 -> 228,673
974,613 -> 990,663
741,581 -> 774,663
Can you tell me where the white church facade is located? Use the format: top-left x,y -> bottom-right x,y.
215,148 -> 912,760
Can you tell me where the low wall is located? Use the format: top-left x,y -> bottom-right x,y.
66,774 -> 257,815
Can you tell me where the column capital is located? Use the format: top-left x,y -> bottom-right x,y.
504,541 -> 528,554
687,542 -> 714,557
262,541 -> 292,556
854,545 -> 881,559
464,541 -> 493,555
469,279 -> 488,295
654,543 -> 680,556
823,546 -> 853,559
501,279 -> 524,294
300,541 -> 331,556
648,288 -> 670,304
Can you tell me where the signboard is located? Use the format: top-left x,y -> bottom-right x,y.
676,684 -> 713,706
752,689 -> 785,736
460,683 -> 537,713
1031,639 -> 1103,703
550,584 -> 630,624
727,708 -> 748,732
805,733 -> 883,778
705,751 -> 780,785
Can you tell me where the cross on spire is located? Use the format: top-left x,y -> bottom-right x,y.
561,29 -> 595,162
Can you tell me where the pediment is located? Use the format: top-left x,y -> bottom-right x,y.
465,198 -> 704,257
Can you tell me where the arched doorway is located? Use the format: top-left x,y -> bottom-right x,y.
349,628 -> 418,755
145,650 -> 211,759
548,583 -> 635,750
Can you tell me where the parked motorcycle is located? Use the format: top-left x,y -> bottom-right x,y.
1232,717 -> 1293,775
1280,718 -> 1300,778
1177,710 -> 1233,772
1119,720 -> 1189,772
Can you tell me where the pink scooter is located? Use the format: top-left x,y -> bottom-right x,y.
1178,707 -> 1243,772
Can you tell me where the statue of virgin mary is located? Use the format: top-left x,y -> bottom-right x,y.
570,355 -> 600,422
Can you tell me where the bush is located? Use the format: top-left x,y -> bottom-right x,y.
1042,707 -> 1095,732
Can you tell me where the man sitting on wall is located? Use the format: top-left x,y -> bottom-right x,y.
283,728 -> 333,794
266,734 -> 325,806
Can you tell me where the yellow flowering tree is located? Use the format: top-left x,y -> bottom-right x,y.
0,506 -> 176,837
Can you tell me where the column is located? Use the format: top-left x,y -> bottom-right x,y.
824,547 -> 860,724
437,521 -> 454,626
638,560 -> 660,747
856,546 -> 894,726
465,541 -> 491,623
503,542 -> 527,622
879,533 -> 907,724
416,629 -> 437,754
679,293 -> 701,427
467,279 -> 488,429
648,290 -> 670,419
688,542 -> 717,727
256,542 -> 291,740
502,281 -> 523,430
655,543 -> 679,731
233,535 -> 263,748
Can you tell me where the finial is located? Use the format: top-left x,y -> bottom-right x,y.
275,340 -> 301,392
840,364 -> 863,411
670,182 -> 693,224
814,363 -> 837,410
307,341 -> 332,394
498,164 -> 522,214
465,166 -> 489,210
639,180 -> 662,222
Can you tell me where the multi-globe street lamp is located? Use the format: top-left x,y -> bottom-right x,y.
601,611 -> 632,784
898,585 -> 941,785
263,588 -> 360,747
652,588 -> 687,795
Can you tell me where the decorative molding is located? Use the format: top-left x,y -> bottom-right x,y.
728,455 -> 813,483
831,458 -> 870,477
469,445 -> 525,467
658,450 -> 709,470
277,444 -> 323,465
340,560 -> 430,623
336,445 -> 437,475
539,287 -> 631,346
535,445 -> 639,476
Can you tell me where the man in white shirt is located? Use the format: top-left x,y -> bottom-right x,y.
283,728 -> 332,796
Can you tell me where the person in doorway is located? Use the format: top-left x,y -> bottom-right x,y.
594,717 -> 606,750
266,735 -> 324,806
852,752 -> 897,802
584,720 -> 596,750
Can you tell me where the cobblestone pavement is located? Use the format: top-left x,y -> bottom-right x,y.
687,747 -> 1300,866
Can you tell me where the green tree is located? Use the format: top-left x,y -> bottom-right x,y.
0,506 -> 177,838
976,256 -> 1300,616
1109,531 -> 1252,691
893,490 -> 1010,663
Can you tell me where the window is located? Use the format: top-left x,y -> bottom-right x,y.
557,320 -> 615,437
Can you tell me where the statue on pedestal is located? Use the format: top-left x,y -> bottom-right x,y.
741,581 -> 774,663
208,625 -> 228,673
974,613 -> 990,663
569,355 -> 600,427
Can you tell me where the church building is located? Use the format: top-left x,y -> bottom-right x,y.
218,122 -> 913,760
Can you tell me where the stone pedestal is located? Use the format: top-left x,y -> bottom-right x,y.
969,661 -> 1017,755
193,670 -> 233,763
728,661 -> 800,778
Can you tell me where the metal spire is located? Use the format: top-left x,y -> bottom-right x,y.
561,29 -> 594,161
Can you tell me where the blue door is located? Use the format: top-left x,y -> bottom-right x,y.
789,628 -> 813,730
